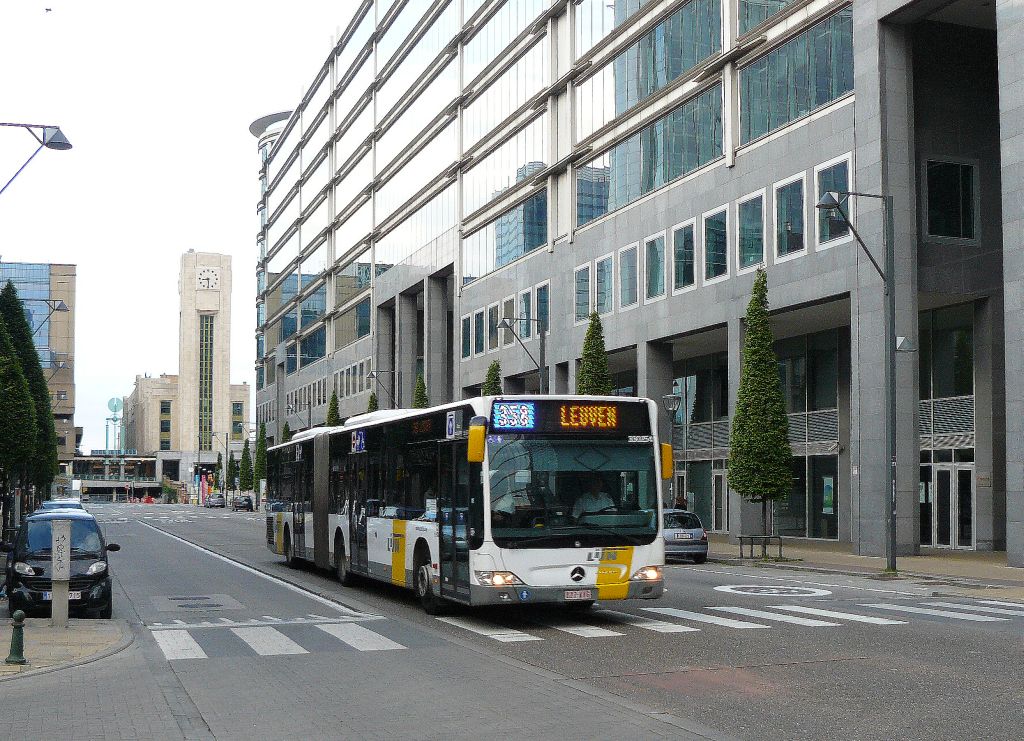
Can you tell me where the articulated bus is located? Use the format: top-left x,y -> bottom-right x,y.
266,396 -> 671,613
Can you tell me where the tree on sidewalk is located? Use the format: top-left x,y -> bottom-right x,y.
214,452 -> 223,489
239,438 -> 253,492
367,392 -> 379,413
413,374 -> 429,408
227,451 -> 238,490
254,423 -> 267,489
0,318 -> 38,530
727,268 -> 791,538
482,361 -> 502,395
577,312 -> 614,395
326,391 -> 341,426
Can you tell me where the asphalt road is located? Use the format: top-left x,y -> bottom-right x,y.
83,504 -> 1024,739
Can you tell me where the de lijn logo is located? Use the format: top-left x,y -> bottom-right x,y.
570,566 -> 586,582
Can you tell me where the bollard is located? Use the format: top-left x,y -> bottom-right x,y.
5,610 -> 27,665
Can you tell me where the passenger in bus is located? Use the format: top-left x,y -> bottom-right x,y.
572,475 -> 615,519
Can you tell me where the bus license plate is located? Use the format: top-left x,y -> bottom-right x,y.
42,591 -> 82,601
675,532 -> 692,539
564,589 -> 593,601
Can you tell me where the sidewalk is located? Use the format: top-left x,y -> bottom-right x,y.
0,616 -> 132,680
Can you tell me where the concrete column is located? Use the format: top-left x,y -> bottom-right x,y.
375,306 -> 395,408
996,0 -> 1024,566
554,362 -> 569,394
638,341 -> 673,506
424,276 -> 451,405
395,292 -> 418,407
566,358 -> 578,395
974,297 -> 1005,551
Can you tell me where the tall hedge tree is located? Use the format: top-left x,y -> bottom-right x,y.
727,268 -> 791,536
576,312 -> 614,395
239,438 -> 253,491
254,423 -> 267,488
0,319 -> 38,529
227,451 -> 238,490
281,422 -> 292,442
413,374 -> 429,408
367,392 -> 379,413
215,452 -> 223,489
326,391 -> 341,426
0,281 -> 56,495
481,361 -> 502,395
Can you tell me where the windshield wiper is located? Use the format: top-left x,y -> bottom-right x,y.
499,533 -> 573,548
568,522 -> 645,546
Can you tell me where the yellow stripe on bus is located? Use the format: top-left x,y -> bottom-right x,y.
595,546 -> 633,601
391,519 -> 408,586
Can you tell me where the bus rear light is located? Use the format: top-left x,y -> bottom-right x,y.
631,566 -> 662,581
475,571 -> 523,587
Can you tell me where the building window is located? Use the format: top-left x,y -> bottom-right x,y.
286,343 -> 297,374
299,325 -> 326,367
160,440 -> 171,451
160,400 -> 171,415
919,304 -> 974,400
740,8 -> 854,143
334,298 -> 371,350
574,265 -> 591,323
738,0 -> 797,34
595,255 -> 613,315
926,160 -> 977,240
673,222 -> 695,290
619,245 -> 638,309
775,175 -> 805,258
159,419 -> 171,433
577,85 -> 723,226
463,189 -> 547,283
518,290 -> 532,339
198,314 -> 214,450
645,234 -> 666,300
817,157 -> 851,244
704,208 -> 728,281
232,402 -> 243,417
536,283 -> 549,334
487,304 -> 499,351
461,315 -> 472,359
501,297 -> 515,346
738,193 -> 765,270
474,310 -> 485,355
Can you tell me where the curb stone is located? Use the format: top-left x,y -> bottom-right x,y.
0,618 -> 135,683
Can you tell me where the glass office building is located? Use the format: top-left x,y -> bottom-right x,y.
254,0 -> 1024,565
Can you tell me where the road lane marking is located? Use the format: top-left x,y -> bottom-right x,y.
688,567 -> 922,596
979,599 -> 1024,608
642,607 -> 768,629
148,616 -> 376,630
708,606 -> 839,627
262,616 -> 282,621
860,603 -> 1009,621
138,521 -> 377,617
534,619 -> 624,638
597,609 -> 701,633
923,601 -> 1024,617
153,630 -> 207,660
316,622 -> 405,651
231,627 -> 309,655
436,616 -> 543,642
768,605 -> 906,625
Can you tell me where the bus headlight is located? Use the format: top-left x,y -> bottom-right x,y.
475,571 -> 523,587
631,566 -> 662,581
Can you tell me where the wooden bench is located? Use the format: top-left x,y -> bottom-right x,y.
738,534 -> 783,559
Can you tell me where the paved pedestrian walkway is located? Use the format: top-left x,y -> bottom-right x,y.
0,616 -> 130,679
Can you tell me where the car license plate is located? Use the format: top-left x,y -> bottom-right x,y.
564,589 -> 593,601
42,591 -> 82,601
675,532 -> 693,539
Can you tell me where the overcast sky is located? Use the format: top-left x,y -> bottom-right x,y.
0,1 -> 355,451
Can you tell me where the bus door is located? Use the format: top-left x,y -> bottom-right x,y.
313,434 -> 330,569
438,440 -> 471,600
351,455 -> 370,574
292,441 -> 312,558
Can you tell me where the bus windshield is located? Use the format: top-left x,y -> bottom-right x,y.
487,435 -> 659,548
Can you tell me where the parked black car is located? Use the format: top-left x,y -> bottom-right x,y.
2,510 -> 120,618
231,495 -> 253,511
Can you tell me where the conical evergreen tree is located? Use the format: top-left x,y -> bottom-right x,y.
215,452 -> 223,488
576,312 -> 614,395
367,392 -> 379,413
481,361 -> 502,395
727,268 -> 792,536
227,451 -> 238,489
0,281 -> 56,493
326,391 -> 341,426
254,423 -> 267,487
239,438 -> 253,491
282,422 -> 292,442
413,374 -> 429,408
0,318 -> 38,529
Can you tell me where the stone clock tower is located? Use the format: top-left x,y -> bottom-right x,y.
178,251 -> 233,452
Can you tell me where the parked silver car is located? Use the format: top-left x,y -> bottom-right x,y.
663,509 -> 708,563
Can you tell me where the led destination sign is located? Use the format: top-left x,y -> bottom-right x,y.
490,400 -> 649,435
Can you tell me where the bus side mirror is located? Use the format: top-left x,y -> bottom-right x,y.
660,443 -> 673,480
467,416 -> 487,463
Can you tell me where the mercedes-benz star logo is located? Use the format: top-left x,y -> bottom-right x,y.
570,567 -> 585,582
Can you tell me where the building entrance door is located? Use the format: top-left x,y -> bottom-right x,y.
712,472 -> 728,532
932,465 -> 974,549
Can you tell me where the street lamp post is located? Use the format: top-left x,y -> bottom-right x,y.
0,123 -> 72,199
816,190 -> 898,572
366,370 -> 398,407
662,394 -> 682,507
496,317 -> 546,393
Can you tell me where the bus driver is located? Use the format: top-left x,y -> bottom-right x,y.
572,475 -> 614,519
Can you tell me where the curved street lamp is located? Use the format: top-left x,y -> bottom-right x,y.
0,123 -> 73,199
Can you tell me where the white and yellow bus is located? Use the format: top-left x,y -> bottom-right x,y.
266,396 -> 669,613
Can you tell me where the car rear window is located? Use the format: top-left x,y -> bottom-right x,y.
664,512 -> 701,529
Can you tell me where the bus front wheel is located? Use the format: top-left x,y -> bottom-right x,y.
415,562 -> 444,615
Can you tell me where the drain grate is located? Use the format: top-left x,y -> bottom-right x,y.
151,594 -> 246,612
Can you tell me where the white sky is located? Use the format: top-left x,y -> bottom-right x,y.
0,1 -> 356,451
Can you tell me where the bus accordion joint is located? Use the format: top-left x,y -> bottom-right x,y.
660,443 -> 673,480
467,415 -> 488,463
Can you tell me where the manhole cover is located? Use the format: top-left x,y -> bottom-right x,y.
714,585 -> 832,597
151,594 -> 246,612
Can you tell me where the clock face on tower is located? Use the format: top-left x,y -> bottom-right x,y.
197,267 -> 220,290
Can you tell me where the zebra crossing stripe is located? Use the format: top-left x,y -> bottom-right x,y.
153,630 -> 207,660
768,605 -> 907,625
231,627 -> 309,655
597,609 -> 701,633
642,607 -> 769,629
530,617 -> 623,637
978,599 -> 1024,609
316,622 -> 406,650
437,616 -> 542,642
860,604 -> 1009,622
708,606 -> 838,627
923,601 -> 1024,617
